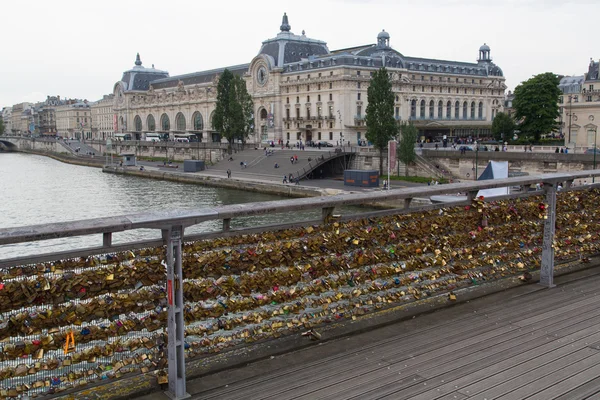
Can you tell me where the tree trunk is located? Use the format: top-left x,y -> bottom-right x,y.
405,162 -> 409,177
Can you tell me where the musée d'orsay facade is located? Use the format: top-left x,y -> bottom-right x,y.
112,13 -> 506,144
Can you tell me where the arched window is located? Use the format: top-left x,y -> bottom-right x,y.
446,101 -> 452,119
410,100 -> 416,118
147,115 -> 155,131
420,100 -> 425,118
176,112 -> 186,131
260,109 -> 268,120
160,113 -> 170,131
192,112 -> 203,131
463,102 -> 468,119
134,115 -> 142,132
470,102 -> 476,119
429,100 -> 434,118
455,101 -> 460,119
437,101 -> 443,119
209,111 -> 215,130
478,102 -> 483,119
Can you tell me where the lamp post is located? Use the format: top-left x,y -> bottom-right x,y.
567,95 -> 573,144
594,127 -> 598,183
337,109 -> 343,148
475,142 -> 479,181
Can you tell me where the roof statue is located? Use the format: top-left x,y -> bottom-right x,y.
135,53 -> 142,67
280,13 -> 291,32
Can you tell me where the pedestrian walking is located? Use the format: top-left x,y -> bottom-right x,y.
283,175 -> 288,184
227,169 -> 231,178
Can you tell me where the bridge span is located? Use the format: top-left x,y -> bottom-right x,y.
1,171 -> 600,399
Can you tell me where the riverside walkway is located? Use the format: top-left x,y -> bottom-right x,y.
141,267 -> 600,400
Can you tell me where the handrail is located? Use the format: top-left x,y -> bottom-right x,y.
292,148 -> 354,180
2,170 -> 599,248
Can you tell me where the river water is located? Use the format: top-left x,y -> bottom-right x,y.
0,153 -> 362,259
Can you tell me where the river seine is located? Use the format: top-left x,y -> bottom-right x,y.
0,153 -> 363,259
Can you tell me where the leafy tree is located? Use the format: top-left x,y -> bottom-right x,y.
213,69 -> 254,152
231,75 -> 254,143
398,122 -> 417,176
491,112 -> 516,141
365,67 -> 398,176
512,72 -> 561,141
0,118 -> 4,135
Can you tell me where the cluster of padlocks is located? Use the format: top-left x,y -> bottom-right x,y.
0,190 -> 598,398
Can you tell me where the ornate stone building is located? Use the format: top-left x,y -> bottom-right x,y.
91,94 -> 114,140
113,13 -> 506,144
55,100 -> 92,139
559,59 -> 600,150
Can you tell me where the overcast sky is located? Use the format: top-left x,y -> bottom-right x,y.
1,0 -> 598,108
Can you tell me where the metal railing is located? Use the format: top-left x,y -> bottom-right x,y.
2,171 -> 600,399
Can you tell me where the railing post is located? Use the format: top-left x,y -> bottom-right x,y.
404,198 -> 412,210
163,225 -> 189,399
102,232 -> 112,247
223,218 -> 231,232
540,183 -> 557,288
322,207 -> 335,223
466,190 -> 478,202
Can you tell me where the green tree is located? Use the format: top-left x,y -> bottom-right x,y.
512,72 -> 561,141
397,122 -> 417,176
491,112 -> 516,141
365,67 -> 398,175
213,69 -> 254,152
0,118 -> 4,135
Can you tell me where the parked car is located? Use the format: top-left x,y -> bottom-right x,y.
318,141 -> 334,147
585,148 -> 600,154
459,145 -> 474,151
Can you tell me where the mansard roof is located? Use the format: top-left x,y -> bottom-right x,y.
120,54 -> 169,91
150,64 -> 249,89
256,13 -> 330,67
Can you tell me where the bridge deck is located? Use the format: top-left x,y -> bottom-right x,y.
141,267 -> 600,400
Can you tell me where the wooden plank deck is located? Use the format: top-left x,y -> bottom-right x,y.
155,268 -> 600,400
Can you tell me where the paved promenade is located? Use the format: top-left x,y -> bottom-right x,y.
137,267 -> 600,400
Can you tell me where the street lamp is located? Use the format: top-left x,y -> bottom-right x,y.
475,143 -> 479,181
337,110 -> 343,147
594,127 -> 598,183
567,95 -> 573,144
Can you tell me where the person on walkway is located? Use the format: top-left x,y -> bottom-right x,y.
295,176 -> 300,185
289,173 -> 294,182
294,154 -> 298,163
240,161 -> 244,168
283,175 -> 288,184
274,163 -> 279,169
290,156 -> 294,165
555,147 -> 560,153
226,169 -> 231,178
243,161 -> 247,169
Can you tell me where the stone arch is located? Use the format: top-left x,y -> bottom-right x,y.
209,111 -> 216,130
175,112 -> 186,132
160,113 -> 170,131
134,115 -> 142,132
